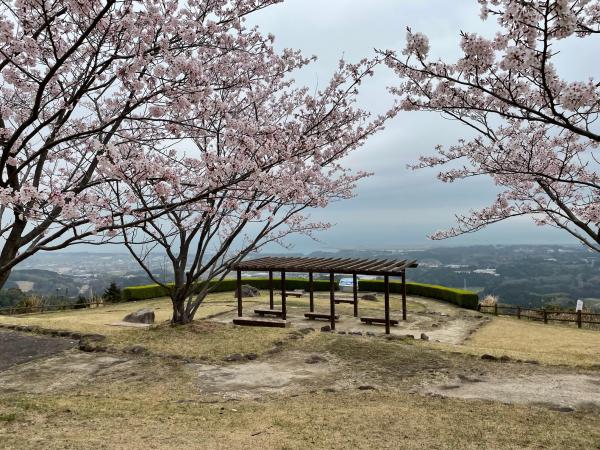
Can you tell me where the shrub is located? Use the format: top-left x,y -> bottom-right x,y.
480,295 -> 498,307
13,295 -> 45,314
103,282 -> 122,303
357,279 -> 479,310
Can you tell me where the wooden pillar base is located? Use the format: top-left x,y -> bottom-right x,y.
329,272 -> 336,330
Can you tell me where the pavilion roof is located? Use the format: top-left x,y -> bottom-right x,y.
233,256 -> 418,276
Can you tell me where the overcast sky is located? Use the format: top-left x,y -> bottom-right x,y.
244,0 -> 596,253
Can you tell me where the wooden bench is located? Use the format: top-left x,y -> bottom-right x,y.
360,317 -> 399,326
254,308 -> 284,318
304,312 -> 339,321
334,298 -> 355,304
233,317 -> 286,328
285,291 -> 305,297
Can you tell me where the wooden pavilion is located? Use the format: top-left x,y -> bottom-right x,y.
232,256 -> 418,334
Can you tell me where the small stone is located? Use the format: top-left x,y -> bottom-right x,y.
524,359 -> 540,365
124,345 -> 147,355
79,343 -> 95,352
481,354 -> 498,361
358,385 -> 376,391
305,354 -> 328,364
265,347 -> 282,355
366,332 -> 376,337
235,285 -> 261,298
420,333 -> 429,341
245,353 -> 258,361
320,325 -> 331,332
361,294 -> 378,301
499,355 -> 511,362
287,334 -> 302,340
80,333 -> 107,342
298,327 -> 315,335
349,331 -> 363,336
337,331 -> 347,335
123,308 -> 155,324
223,353 -> 244,362
549,406 -> 575,413
79,342 -> 107,353
431,323 -> 440,328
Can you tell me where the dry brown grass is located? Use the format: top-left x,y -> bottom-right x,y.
0,293 -> 291,360
479,295 -> 498,307
437,316 -> 600,367
0,353 -> 598,450
1,298 -> 600,449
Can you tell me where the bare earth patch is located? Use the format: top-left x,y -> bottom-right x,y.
0,352 -> 138,394
0,330 -> 76,371
422,372 -> 600,412
196,351 -> 341,400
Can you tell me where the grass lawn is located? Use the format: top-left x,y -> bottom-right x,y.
1,293 -> 600,448
440,316 -> 600,367
1,335 -> 599,449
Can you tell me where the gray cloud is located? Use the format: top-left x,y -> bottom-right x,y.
247,0 -> 589,253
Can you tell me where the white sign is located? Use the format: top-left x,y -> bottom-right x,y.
576,300 -> 584,312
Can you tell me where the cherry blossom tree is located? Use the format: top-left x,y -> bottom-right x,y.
116,55 -> 391,324
384,0 -> 600,251
0,0 -> 306,288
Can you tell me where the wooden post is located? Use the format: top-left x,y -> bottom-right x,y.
517,306 -> 521,319
401,270 -> 407,321
329,272 -> 336,331
352,273 -> 358,317
236,270 -> 242,317
309,272 -> 314,313
577,310 -> 582,329
384,275 -> 391,334
281,271 -> 286,320
494,303 -> 498,316
543,308 -> 548,324
269,270 -> 274,310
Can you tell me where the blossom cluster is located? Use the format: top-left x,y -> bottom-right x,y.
385,0 -> 600,251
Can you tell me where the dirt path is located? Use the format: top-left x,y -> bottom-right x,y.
212,294 -> 488,345
0,330 -> 76,371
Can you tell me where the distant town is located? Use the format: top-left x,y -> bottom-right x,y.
2,244 -> 598,311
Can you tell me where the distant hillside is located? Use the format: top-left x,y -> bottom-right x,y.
1,269 -> 157,307
302,246 -> 600,310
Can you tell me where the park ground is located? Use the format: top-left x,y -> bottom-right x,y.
0,292 -> 599,449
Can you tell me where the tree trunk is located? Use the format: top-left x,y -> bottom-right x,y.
0,217 -> 27,290
0,267 -> 12,291
171,291 -> 192,325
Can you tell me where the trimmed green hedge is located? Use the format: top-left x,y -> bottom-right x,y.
121,277 -> 336,302
357,280 -> 479,310
122,277 -> 479,310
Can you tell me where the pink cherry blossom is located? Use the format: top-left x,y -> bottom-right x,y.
384,0 -> 600,252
